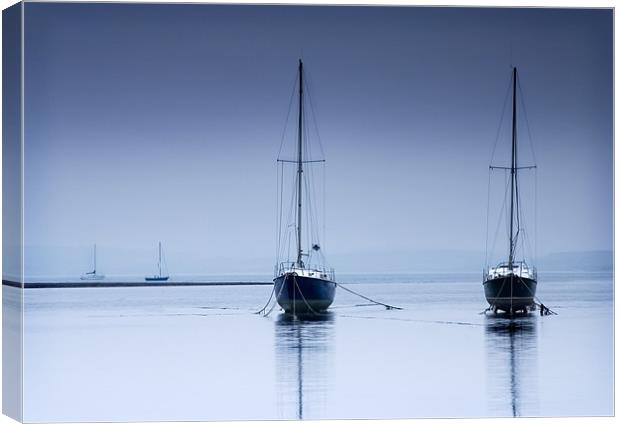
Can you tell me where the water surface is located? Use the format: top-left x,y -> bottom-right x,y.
9,272 -> 613,421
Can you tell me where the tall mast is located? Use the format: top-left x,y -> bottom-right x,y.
158,242 -> 162,277
509,67 -> 517,267
296,59 -> 304,267
94,243 -> 97,273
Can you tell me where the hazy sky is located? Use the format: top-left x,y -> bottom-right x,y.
21,4 -> 612,276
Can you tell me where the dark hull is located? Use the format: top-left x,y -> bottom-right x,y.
484,275 -> 537,313
145,276 -> 169,281
274,274 -> 336,313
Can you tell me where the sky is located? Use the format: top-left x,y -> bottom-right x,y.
18,4 -> 612,276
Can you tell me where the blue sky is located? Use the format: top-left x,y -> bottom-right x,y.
20,4 -> 612,276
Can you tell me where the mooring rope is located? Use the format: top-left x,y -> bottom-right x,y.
255,279 -> 287,316
335,282 -> 402,310
293,275 -> 326,316
517,275 -> 557,315
254,284 -> 276,315
261,294 -> 281,317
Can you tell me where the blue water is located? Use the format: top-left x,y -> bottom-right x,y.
7,272 -> 613,421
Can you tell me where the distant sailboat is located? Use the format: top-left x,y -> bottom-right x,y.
81,244 -> 105,281
483,67 -> 537,314
273,60 -> 336,314
145,241 -> 169,282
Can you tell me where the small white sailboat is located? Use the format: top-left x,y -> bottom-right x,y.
80,243 -> 105,281
145,241 -> 169,282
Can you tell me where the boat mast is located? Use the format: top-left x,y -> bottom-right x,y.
93,244 -> 97,274
508,67 -> 517,267
158,242 -> 162,277
296,59 -> 304,267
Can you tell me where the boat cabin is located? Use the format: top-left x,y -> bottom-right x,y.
485,261 -> 537,281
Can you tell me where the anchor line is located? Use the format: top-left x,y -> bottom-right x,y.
255,284 -> 275,315
335,282 -> 402,310
516,275 -> 557,315
293,274 -> 326,317
265,281 -> 287,316
255,279 -> 287,317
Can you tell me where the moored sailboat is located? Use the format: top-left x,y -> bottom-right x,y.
81,243 -> 105,281
145,241 -> 169,282
483,67 -> 537,314
273,60 -> 336,314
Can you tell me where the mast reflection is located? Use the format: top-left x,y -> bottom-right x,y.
274,312 -> 335,420
485,316 -> 539,417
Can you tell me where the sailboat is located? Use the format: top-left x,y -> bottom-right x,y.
145,241 -> 169,281
483,67 -> 537,314
80,243 -> 105,281
273,60 -> 336,314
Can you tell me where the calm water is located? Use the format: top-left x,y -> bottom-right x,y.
7,272 -> 613,421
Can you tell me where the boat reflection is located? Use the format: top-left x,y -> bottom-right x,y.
274,312 -> 335,420
484,315 -> 539,417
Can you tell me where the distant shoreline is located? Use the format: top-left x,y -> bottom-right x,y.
2,280 -> 273,289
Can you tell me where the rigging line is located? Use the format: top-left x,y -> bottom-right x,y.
296,157 -> 303,261
522,176 -> 536,261
278,162 -> 289,262
279,162 -> 287,260
506,169 -> 512,252
489,71 -> 514,166
305,166 -> 320,248
304,158 -> 322,257
306,178 -> 320,266
517,77 -> 538,165
303,71 -> 328,256
484,168 -> 492,267
305,176 -> 316,263
303,69 -> 326,159
302,107 -> 318,259
514,134 -> 521,256
523,229 -> 535,263
534,168 -> 538,264
276,162 -> 281,261
282,166 -> 298,260
516,178 -> 532,261
277,164 -> 281,260
514,175 -> 536,261
490,169 -> 512,262
279,139 -> 300,260
277,72 -> 300,161
304,101 -> 312,163
286,227 -> 293,263
499,170 -> 508,249
311,173 -> 322,247
303,118 -> 318,251
322,162 -> 326,257
335,282 -> 403,310
304,83 -> 328,265
283,166 -> 298,262
303,175 -> 311,260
